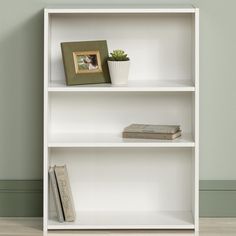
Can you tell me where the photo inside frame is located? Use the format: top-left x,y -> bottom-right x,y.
73,51 -> 103,74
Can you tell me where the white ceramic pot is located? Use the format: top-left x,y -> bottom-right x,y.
108,60 -> 130,85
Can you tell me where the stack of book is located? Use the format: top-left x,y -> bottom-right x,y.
49,165 -> 76,223
123,124 -> 181,140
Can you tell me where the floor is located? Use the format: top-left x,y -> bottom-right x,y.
0,218 -> 236,236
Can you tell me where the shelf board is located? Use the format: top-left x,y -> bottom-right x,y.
47,211 -> 194,230
48,80 -> 195,92
46,5 -> 197,14
48,133 -> 194,148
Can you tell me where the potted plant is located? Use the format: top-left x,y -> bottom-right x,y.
107,49 -> 130,85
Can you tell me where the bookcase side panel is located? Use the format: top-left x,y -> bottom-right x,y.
190,9 -> 199,230
194,8 -> 199,230
44,10 -> 50,231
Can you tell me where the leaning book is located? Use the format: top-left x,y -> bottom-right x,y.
49,166 -> 64,223
54,165 -> 76,222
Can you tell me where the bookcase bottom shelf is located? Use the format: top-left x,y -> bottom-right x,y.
47,211 -> 194,230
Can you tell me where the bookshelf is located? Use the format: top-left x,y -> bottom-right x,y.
48,80 -> 195,92
44,5 -> 199,231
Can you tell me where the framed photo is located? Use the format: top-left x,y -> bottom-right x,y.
73,51 -> 102,74
61,40 -> 111,85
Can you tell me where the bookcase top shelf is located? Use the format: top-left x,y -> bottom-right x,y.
45,5 -> 198,14
48,80 -> 195,92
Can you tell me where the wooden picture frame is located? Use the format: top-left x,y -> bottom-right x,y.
61,40 -> 111,85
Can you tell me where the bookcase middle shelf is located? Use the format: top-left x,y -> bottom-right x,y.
48,133 -> 195,148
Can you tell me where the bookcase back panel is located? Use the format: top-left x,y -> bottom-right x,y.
49,13 -> 194,83
49,147 -> 193,214
48,92 -> 193,135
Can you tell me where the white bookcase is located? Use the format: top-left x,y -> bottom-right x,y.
44,5 -> 199,231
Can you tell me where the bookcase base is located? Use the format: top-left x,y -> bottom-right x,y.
47,211 -> 195,230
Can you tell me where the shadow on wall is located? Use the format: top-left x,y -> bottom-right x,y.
0,10 -> 44,179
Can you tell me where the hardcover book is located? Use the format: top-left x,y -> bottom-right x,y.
123,130 -> 182,140
54,165 -> 76,222
123,124 -> 181,140
124,124 -> 180,134
49,166 -> 64,223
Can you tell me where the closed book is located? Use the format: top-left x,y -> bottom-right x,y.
54,165 -> 76,222
48,166 -> 64,223
123,130 -> 182,140
123,124 -> 180,134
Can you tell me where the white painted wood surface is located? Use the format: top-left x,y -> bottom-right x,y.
44,6 -> 199,231
45,6 -> 197,14
48,80 -> 195,92
43,10 -> 49,232
49,93 -> 193,134
48,211 -> 194,229
194,8 -> 200,231
48,133 -> 194,147
50,13 -> 194,84
48,148 -> 192,213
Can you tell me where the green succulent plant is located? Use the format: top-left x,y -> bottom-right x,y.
108,49 -> 130,61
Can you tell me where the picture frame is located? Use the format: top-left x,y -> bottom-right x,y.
61,40 -> 111,85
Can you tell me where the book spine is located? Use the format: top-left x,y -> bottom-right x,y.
123,124 -> 180,134
123,131 -> 181,140
55,165 -> 76,222
49,167 -> 64,223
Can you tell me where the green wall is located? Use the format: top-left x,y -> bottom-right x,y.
0,0 -> 236,215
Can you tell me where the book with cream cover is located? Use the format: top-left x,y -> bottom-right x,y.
123,130 -> 182,140
123,124 -> 181,140
54,165 -> 76,222
49,166 -> 64,223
